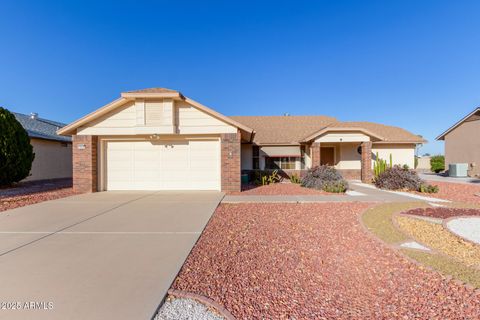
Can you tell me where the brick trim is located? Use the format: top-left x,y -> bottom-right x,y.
311,142 -> 321,168
361,141 -> 373,183
72,135 -> 98,193
221,131 -> 241,193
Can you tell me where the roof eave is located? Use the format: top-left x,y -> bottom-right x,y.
301,127 -> 385,143
121,92 -> 184,99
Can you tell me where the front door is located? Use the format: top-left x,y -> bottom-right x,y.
320,147 -> 335,166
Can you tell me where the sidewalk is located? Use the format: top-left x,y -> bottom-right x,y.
222,182 -> 446,203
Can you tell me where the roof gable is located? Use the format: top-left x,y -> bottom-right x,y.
57,88 -> 254,138
436,107 -> 480,140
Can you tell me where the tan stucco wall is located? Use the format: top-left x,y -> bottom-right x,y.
372,144 -> 416,169
337,143 -> 362,169
25,138 -> 72,181
444,120 -> 480,176
77,99 -> 236,135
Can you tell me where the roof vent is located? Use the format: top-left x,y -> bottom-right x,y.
30,112 -> 38,120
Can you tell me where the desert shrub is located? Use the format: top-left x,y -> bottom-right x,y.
301,166 -> 348,193
253,170 -> 281,186
0,107 -> 35,186
374,165 -> 423,191
419,184 -> 439,193
289,173 -> 301,184
430,155 -> 445,173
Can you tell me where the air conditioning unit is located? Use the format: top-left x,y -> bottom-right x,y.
449,163 -> 468,177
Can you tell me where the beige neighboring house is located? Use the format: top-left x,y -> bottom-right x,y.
14,112 -> 72,181
437,107 -> 480,177
57,88 -> 425,193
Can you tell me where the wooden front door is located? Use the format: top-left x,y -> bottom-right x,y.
320,147 -> 335,166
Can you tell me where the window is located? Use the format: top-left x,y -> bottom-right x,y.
252,146 -> 260,169
265,157 -> 297,170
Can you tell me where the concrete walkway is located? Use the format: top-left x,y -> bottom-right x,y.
0,191 -> 223,320
222,182 -> 442,203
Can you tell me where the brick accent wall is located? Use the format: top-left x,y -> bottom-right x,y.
361,141 -> 373,183
221,132 -> 241,193
72,135 -> 98,193
311,142 -> 321,168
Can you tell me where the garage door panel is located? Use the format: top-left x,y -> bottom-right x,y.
106,139 -> 220,191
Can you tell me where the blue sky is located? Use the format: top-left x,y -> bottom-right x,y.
1,1 -> 480,155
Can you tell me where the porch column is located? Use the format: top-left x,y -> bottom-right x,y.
361,141 -> 373,183
311,142 -> 321,168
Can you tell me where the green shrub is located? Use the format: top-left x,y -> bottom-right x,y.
430,155 -> 445,173
0,107 -> 35,186
419,184 -> 439,193
301,166 -> 348,193
374,165 -> 423,191
289,173 -> 301,184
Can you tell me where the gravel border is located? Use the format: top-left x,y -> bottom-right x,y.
154,296 -> 225,320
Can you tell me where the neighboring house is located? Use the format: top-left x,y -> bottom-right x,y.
436,107 -> 480,177
58,88 -> 425,193
13,112 -> 72,181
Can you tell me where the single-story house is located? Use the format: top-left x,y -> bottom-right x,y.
436,107 -> 480,177
58,88 -> 425,193
14,112 -> 72,181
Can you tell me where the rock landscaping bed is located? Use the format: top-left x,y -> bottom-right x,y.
402,207 -> 480,219
0,179 -> 76,212
363,203 -> 480,288
172,202 -> 480,319
234,182 -> 330,195
416,181 -> 480,204
396,215 -> 480,267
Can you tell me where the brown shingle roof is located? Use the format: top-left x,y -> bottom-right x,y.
230,116 -> 337,144
326,121 -> 426,143
231,116 -> 425,144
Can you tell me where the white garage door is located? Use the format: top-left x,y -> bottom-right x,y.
106,140 -> 220,190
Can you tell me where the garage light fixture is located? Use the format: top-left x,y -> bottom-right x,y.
150,134 -> 160,140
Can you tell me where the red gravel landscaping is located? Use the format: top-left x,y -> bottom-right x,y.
232,183 -> 332,195
402,207 -> 480,219
416,181 -> 480,204
0,179 -> 76,212
172,203 -> 480,319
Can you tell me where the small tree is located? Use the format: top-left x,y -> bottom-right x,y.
0,107 -> 35,186
430,155 -> 445,173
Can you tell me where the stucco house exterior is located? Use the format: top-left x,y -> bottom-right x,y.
14,112 -> 72,181
436,107 -> 480,177
58,88 -> 425,193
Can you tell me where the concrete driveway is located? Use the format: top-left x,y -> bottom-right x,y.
0,191 -> 223,320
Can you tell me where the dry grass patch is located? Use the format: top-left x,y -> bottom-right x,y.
361,202 -> 427,244
401,249 -> 480,288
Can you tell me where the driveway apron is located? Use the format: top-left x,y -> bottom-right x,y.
0,191 -> 223,320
